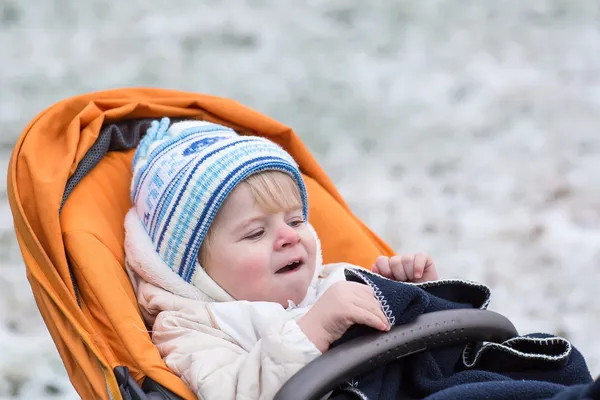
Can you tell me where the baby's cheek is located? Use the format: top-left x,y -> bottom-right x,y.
234,251 -> 266,274
229,254 -> 271,295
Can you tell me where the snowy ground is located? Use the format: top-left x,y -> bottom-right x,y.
2,1 -> 600,398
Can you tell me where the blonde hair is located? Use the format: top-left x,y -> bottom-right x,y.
198,170 -> 303,265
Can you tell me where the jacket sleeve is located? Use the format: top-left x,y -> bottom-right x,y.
151,308 -> 322,400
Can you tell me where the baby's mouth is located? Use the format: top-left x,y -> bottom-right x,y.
276,260 -> 303,274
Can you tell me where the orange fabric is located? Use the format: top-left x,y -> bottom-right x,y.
7,88 -> 395,399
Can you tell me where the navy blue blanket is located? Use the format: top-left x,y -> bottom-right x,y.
329,268 -> 597,400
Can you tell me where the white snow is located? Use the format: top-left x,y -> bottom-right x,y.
1,1 -> 599,398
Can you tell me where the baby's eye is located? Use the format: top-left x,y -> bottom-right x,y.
288,218 -> 305,228
244,229 -> 264,240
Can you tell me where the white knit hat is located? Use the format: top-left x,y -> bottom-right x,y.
130,117 -> 308,284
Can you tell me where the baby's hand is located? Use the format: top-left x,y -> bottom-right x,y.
372,254 -> 438,283
297,281 -> 390,353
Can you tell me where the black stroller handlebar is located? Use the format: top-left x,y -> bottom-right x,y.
116,309 -> 518,400
273,308 -> 518,400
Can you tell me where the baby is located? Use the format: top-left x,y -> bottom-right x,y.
124,117 -> 439,399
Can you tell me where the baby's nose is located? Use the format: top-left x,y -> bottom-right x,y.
275,225 -> 300,249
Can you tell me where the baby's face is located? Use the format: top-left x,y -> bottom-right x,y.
202,183 -> 317,307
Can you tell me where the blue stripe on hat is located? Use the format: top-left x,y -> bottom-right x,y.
148,160 -> 194,238
154,138 -> 256,252
147,140 -> 237,238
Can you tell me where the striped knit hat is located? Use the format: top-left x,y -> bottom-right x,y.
130,117 -> 308,283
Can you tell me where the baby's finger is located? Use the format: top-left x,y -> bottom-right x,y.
353,287 -> 389,326
413,253 -> 428,280
370,300 -> 390,328
401,254 -> 416,281
371,264 -> 380,275
421,257 -> 438,281
374,255 -> 392,278
390,255 -> 408,281
360,309 -> 390,331
351,303 -> 390,331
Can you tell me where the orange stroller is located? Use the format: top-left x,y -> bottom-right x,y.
7,88 -> 519,400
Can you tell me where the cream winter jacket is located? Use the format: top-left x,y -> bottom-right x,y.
124,209 -> 348,400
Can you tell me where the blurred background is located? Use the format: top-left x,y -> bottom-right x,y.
2,0 -> 600,398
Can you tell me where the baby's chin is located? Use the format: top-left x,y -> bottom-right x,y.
274,264 -> 316,307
